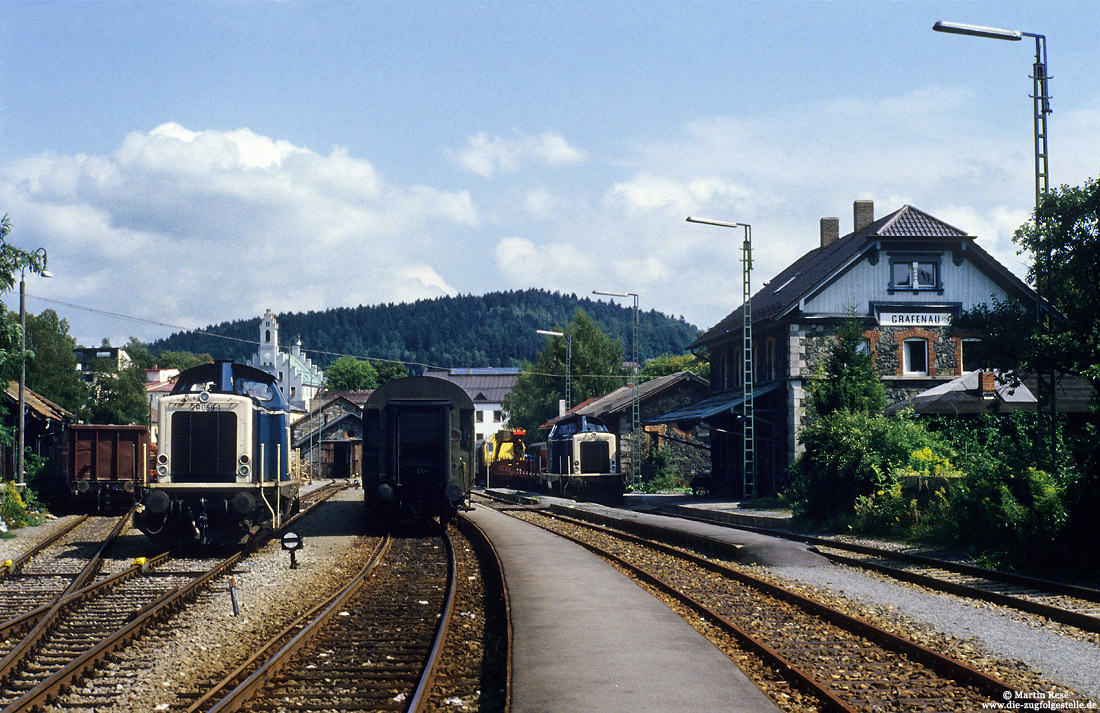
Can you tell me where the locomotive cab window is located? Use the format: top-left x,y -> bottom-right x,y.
238,379 -> 275,402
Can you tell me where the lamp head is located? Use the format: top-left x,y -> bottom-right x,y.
933,21 -> 1022,41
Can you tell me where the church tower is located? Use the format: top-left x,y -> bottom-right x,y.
258,309 -> 279,369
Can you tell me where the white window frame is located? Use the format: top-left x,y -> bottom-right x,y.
903,338 -> 929,376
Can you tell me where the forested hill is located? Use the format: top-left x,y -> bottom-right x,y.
146,289 -> 701,370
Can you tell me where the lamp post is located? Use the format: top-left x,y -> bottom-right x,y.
686,216 -> 755,499
536,329 -> 571,412
933,19 -> 1055,471
18,248 -> 52,488
592,290 -> 640,488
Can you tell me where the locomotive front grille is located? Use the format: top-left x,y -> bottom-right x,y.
170,411 -> 238,482
579,440 -> 611,473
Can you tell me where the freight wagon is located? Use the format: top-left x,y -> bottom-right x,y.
66,424 -> 152,511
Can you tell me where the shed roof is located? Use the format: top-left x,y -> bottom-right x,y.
884,370 -> 1097,416
4,382 -> 73,422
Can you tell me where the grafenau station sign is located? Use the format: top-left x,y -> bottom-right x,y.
877,312 -> 952,327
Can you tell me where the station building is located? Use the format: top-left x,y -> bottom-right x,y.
651,200 -> 1041,497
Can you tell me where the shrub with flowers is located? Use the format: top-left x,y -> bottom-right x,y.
0,482 -> 47,531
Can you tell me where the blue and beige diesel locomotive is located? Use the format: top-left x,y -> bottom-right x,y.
483,415 -> 621,500
362,376 -> 474,526
134,361 -> 298,545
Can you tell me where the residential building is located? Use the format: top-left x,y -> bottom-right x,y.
74,346 -> 131,382
655,200 -> 1041,497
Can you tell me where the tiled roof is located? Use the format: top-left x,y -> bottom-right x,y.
689,204 -> 1027,350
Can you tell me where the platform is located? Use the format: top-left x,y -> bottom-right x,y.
467,503 -> 780,713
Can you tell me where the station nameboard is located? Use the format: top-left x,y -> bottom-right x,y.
877,312 -> 952,327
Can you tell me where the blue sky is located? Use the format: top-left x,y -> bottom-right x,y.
2,1 -> 1098,355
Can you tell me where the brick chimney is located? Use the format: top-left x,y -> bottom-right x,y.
820,217 -> 839,248
979,371 -> 997,400
854,200 -> 874,232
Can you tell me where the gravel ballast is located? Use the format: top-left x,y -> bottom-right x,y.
758,559 -> 1100,704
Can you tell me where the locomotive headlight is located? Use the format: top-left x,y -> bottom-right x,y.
231,490 -> 257,515
156,464 -> 169,477
157,453 -> 169,465
237,454 -> 251,476
146,490 -> 171,514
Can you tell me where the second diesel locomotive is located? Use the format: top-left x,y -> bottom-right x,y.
486,414 -> 621,499
362,376 -> 474,526
134,361 -> 298,545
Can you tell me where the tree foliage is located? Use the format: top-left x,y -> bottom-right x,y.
84,361 -> 150,425
155,350 -> 214,372
25,310 -> 87,415
326,356 -> 378,391
807,316 -> 887,417
504,308 -> 625,439
639,352 -> 709,382
144,289 -> 698,372
959,176 -> 1100,395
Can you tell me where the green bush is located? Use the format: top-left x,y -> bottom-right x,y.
947,464 -> 1066,566
789,411 -> 944,523
638,442 -> 686,493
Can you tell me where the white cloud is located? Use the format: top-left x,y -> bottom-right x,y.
454,131 -> 588,177
605,172 -> 752,218
1,123 -> 480,346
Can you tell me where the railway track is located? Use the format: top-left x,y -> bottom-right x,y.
197,527 -> 454,712
0,483 -> 345,713
658,505 -> 1100,635
506,505 -> 1017,713
809,542 -> 1100,633
183,514 -> 509,713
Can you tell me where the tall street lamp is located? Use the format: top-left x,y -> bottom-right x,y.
536,329 -> 571,412
686,216 -> 756,498
933,19 -> 1055,471
18,248 -> 52,488
593,290 -> 640,488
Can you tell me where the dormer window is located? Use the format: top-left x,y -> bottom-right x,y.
889,253 -> 942,292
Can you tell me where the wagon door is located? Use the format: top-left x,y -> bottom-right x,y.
393,404 -> 449,491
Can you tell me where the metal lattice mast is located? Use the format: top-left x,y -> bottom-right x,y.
740,225 -> 755,499
592,290 -> 641,486
685,217 -> 754,498
934,20 -> 1056,473
1029,32 -> 1057,474
631,294 -> 640,488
